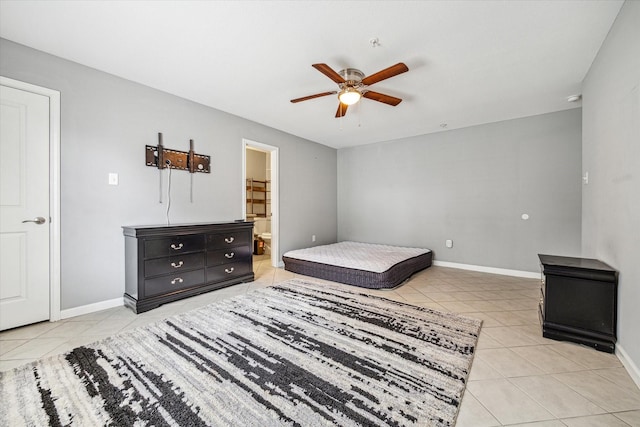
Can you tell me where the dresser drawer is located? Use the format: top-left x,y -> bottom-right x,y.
206,262 -> 252,282
207,231 -> 250,249
144,252 -> 205,278
206,246 -> 252,267
144,235 -> 205,259
144,269 -> 205,297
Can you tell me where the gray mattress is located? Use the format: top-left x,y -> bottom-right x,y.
282,241 -> 432,289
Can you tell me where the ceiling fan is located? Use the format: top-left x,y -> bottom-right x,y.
290,62 -> 409,118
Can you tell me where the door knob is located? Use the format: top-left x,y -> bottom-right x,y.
22,217 -> 46,225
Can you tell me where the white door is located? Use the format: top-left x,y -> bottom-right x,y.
0,84 -> 51,330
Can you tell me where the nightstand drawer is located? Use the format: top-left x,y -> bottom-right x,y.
144,235 -> 205,259
206,246 -> 252,267
144,269 -> 205,297
206,262 -> 252,282
144,252 -> 205,277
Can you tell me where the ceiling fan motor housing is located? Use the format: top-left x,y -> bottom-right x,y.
290,62 -> 408,115
339,68 -> 365,89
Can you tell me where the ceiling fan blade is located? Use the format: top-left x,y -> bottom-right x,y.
363,91 -> 403,106
361,62 -> 409,86
312,63 -> 346,84
290,91 -> 337,103
335,102 -> 349,118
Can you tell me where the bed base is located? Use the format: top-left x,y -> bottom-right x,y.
283,252 -> 432,289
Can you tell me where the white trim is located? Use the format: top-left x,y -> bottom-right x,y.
616,344 -> 640,389
0,76 -> 61,322
433,260 -> 539,279
60,297 -> 124,320
242,139 -> 279,268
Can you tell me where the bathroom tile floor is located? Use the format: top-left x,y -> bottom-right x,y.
1,257 -> 639,426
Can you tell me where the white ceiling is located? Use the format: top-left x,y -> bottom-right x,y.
0,0 -> 623,149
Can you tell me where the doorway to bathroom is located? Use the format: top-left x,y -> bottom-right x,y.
242,139 -> 279,268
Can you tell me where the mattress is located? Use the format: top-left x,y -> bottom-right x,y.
282,241 -> 432,289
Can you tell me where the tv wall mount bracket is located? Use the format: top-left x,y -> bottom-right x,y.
147,132 -> 210,204
145,132 -> 210,173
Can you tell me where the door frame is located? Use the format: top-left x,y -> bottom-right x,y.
1,76 -> 61,322
242,139 -> 279,268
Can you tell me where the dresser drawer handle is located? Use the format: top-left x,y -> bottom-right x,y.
224,237 -> 235,244
225,252 -> 235,259
171,261 -> 184,268
171,277 -> 184,285
170,243 -> 184,250
224,267 -> 235,274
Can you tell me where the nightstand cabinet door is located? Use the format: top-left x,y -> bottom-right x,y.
545,275 -> 615,335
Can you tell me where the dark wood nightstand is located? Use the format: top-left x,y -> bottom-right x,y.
538,254 -> 618,353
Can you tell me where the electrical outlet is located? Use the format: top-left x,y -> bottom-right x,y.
445,239 -> 453,248
312,235 -> 316,242
108,173 -> 118,186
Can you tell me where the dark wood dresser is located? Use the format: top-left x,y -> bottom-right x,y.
538,254 -> 618,353
123,222 -> 254,313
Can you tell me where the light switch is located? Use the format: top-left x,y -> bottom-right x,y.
108,173 -> 118,186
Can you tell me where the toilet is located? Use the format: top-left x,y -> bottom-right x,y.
253,217 -> 271,255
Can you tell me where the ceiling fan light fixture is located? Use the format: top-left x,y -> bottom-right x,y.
291,62 -> 408,117
338,88 -> 362,105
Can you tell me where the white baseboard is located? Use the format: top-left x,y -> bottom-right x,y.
616,344 -> 640,389
59,297 -> 124,320
432,260 -> 539,279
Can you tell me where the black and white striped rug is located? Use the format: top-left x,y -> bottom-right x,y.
0,279 -> 481,426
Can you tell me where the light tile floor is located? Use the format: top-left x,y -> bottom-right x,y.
1,256 -> 639,426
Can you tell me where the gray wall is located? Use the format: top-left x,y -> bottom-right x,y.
0,38 -> 337,310
338,109 -> 582,273
581,1 -> 640,372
